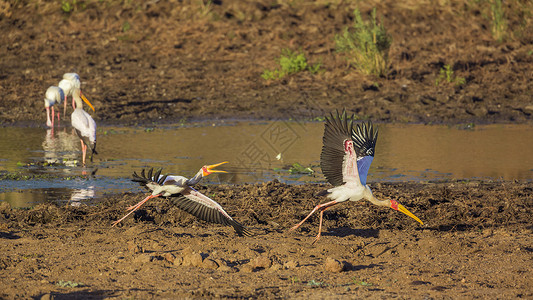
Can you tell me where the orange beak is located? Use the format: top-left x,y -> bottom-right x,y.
81,93 -> 95,112
391,200 -> 424,225
202,161 -> 228,177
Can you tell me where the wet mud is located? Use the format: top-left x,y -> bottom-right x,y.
1,180 -> 532,298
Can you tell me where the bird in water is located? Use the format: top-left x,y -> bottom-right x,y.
44,86 -> 65,128
71,88 -> 96,166
58,73 -> 83,115
290,109 -> 423,244
112,162 -> 251,236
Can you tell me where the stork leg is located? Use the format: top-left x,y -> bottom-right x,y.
81,140 -> 87,166
46,107 -> 52,127
289,200 -> 338,239
63,98 -> 67,116
111,194 -> 161,227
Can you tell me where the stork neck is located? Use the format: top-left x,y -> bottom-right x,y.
186,169 -> 204,186
365,187 -> 391,208
72,89 -> 82,109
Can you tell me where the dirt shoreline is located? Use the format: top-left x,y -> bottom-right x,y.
1,180 -> 532,299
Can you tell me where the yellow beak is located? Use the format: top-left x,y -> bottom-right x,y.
397,203 -> 424,225
81,93 -> 95,112
202,161 -> 228,176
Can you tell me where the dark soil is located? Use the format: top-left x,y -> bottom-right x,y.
1,1 -> 532,126
1,180 -> 532,298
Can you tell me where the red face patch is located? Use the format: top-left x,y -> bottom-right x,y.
390,199 -> 399,210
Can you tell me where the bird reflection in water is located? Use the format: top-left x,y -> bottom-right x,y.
42,128 -> 80,167
69,185 -> 95,207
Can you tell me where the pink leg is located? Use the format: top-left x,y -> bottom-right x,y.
51,106 -> 55,127
289,200 -> 338,233
63,98 -> 67,116
72,96 -> 76,110
312,210 -> 327,245
46,107 -> 52,127
111,194 -> 161,227
80,140 -> 87,166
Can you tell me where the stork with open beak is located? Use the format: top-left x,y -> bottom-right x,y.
71,88 -> 96,166
290,110 -> 423,244
58,73 -> 83,115
44,86 -> 65,128
112,162 -> 251,236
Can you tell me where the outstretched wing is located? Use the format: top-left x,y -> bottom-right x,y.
351,121 -> 378,186
171,188 -> 251,236
320,109 -> 356,186
132,168 -> 168,191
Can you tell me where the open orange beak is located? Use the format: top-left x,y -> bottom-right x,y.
202,161 -> 228,177
81,93 -> 95,112
391,200 -> 424,225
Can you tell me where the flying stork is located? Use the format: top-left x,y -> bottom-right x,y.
112,163 -> 251,236
290,109 -> 423,244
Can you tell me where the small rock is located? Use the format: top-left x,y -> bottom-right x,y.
240,264 -> 254,273
40,294 -> 52,300
283,260 -> 299,269
325,257 -> 344,273
269,263 -> 283,271
217,265 -> 236,272
127,241 -> 143,254
202,259 -> 219,270
251,255 -> 271,269
173,256 -> 183,266
182,252 -> 203,267
133,254 -> 152,264
163,253 -> 175,264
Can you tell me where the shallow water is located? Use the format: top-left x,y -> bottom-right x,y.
1,121 -> 532,207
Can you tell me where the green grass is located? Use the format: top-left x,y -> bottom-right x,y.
60,0 -> 86,13
490,0 -> 507,42
435,64 -> 466,86
335,8 -> 392,77
261,49 -> 321,80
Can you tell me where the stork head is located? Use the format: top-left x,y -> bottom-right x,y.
73,89 -> 95,112
202,161 -> 229,177
389,199 -> 424,225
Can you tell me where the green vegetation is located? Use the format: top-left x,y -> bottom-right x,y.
435,64 -> 466,86
288,163 -> 314,175
335,8 -> 392,77
490,0 -> 507,42
352,278 -> 373,286
60,0 -> 86,13
261,49 -> 321,80
307,279 -> 325,287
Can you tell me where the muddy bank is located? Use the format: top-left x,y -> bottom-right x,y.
1,1 -> 532,126
0,180 -> 532,298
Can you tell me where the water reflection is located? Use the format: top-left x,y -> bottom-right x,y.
69,185 -> 95,207
42,128 -> 79,167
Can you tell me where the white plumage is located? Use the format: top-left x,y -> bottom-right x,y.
70,88 -> 96,166
58,73 -> 82,115
44,86 -> 65,127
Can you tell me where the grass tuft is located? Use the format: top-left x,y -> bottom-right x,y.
335,8 -> 392,77
262,49 -> 321,80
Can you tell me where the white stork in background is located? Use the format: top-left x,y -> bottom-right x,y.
44,86 -> 64,128
290,109 -> 423,244
58,73 -> 83,115
71,88 -> 96,166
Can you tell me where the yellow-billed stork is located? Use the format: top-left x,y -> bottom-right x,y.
290,110 -> 423,244
71,88 -> 96,166
112,162 -> 251,236
58,73 -> 83,115
44,86 -> 65,128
